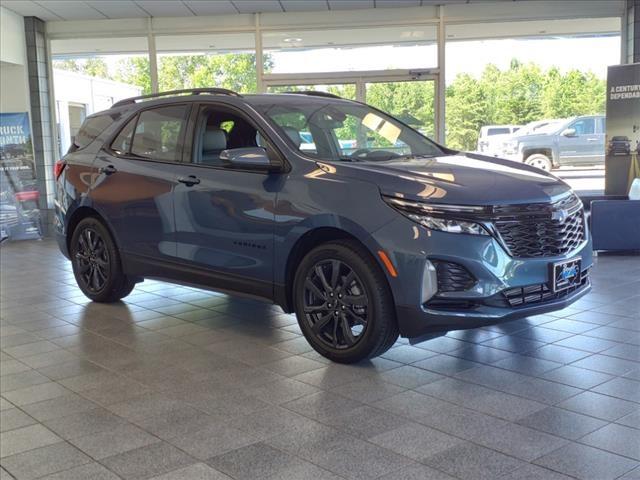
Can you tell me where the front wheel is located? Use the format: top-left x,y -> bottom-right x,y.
293,240 -> 399,363
525,153 -> 553,171
70,217 -> 135,303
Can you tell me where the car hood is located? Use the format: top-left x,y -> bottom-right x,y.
335,153 -> 571,206
511,132 -> 557,141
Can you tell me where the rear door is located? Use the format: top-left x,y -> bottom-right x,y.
171,102 -> 282,297
91,104 -> 191,261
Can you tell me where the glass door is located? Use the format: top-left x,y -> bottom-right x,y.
266,83 -> 356,100
364,79 -> 436,139
263,74 -> 438,140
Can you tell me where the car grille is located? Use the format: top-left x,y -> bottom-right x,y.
502,269 -> 590,307
492,194 -> 585,258
433,261 -> 476,293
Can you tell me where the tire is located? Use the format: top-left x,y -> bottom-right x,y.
70,217 -> 135,303
293,240 -> 399,363
525,153 -> 553,171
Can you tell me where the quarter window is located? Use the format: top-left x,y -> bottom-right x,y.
72,114 -> 115,151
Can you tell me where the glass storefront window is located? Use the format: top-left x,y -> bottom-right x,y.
51,37 -> 151,155
444,23 -> 620,194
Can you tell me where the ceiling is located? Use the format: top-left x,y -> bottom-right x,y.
4,0 -> 514,21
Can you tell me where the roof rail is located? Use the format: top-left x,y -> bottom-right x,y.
112,88 -> 241,108
284,90 -> 342,99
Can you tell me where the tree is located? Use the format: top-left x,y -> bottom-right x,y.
445,74 -> 487,151
52,58 -> 110,78
444,60 -> 607,150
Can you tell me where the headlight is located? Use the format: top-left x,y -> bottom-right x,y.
503,140 -> 518,154
384,197 -> 490,236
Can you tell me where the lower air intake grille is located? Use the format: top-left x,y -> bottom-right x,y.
502,269 -> 590,307
433,261 -> 476,293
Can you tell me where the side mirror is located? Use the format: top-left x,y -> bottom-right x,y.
561,128 -> 576,137
220,147 -> 277,171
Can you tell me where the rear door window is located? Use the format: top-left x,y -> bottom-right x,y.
129,105 -> 189,162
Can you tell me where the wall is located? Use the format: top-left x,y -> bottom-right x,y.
0,63 -> 29,113
0,6 -> 29,114
1,6 -> 26,65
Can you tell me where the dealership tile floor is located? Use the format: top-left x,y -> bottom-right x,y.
0,239 -> 638,480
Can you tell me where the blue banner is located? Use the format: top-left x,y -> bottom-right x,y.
1,112 -> 42,241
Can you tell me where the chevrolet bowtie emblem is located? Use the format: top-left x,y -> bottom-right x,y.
552,209 -> 569,223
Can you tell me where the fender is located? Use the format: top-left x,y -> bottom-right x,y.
274,213 -> 392,286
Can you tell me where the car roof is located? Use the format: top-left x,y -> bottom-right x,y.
88,92 -> 355,120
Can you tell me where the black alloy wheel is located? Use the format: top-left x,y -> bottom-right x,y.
302,259 -> 369,349
70,217 -> 136,303
74,227 -> 110,293
294,240 -> 399,363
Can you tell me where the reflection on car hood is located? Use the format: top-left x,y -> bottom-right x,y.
338,153 -> 571,206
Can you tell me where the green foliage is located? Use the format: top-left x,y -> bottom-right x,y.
53,58 -> 110,78
445,61 -> 606,150
367,82 -> 435,138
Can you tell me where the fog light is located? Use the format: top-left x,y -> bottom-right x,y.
421,260 -> 438,303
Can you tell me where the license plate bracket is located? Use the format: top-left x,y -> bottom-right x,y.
550,257 -> 582,292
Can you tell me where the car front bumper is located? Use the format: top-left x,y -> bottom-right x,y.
373,216 -> 593,338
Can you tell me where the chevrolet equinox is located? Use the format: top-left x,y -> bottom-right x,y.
54,88 -> 592,363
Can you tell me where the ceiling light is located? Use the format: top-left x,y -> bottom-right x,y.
283,37 -> 302,43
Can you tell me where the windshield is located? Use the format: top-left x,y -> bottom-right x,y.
251,98 -> 444,162
516,119 -> 564,136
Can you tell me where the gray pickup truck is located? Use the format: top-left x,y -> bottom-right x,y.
501,115 -> 605,171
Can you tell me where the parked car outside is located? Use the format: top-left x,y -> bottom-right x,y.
502,115 -> 606,171
54,88 -> 592,363
607,136 -> 631,156
476,125 -> 522,156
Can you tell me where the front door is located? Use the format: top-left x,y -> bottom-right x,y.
92,104 -> 190,260
171,103 -> 280,298
558,117 -> 601,165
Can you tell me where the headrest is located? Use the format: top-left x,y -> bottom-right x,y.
203,127 -> 227,152
282,126 -> 301,148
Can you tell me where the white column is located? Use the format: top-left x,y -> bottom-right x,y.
147,17 -> 159,93
436,5 -> 446,145
255,13 -> 265,93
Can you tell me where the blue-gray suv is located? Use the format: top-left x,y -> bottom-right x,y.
54,88 -> 592,363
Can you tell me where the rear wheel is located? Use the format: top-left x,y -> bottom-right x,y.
293,240 -> 398,363
70,217 -> 135,302
525,153 -> 552,171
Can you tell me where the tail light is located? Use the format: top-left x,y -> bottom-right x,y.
14,191 -> 39,202
54,160 -> 66,180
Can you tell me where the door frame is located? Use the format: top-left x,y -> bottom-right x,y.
263,69 -> 441,141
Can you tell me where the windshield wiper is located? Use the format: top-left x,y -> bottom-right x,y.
395,154 -> 437,161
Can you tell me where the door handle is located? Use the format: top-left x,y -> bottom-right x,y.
99,164 -> 117,175
586,138 -> 598,142
178,175 -> 200,186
